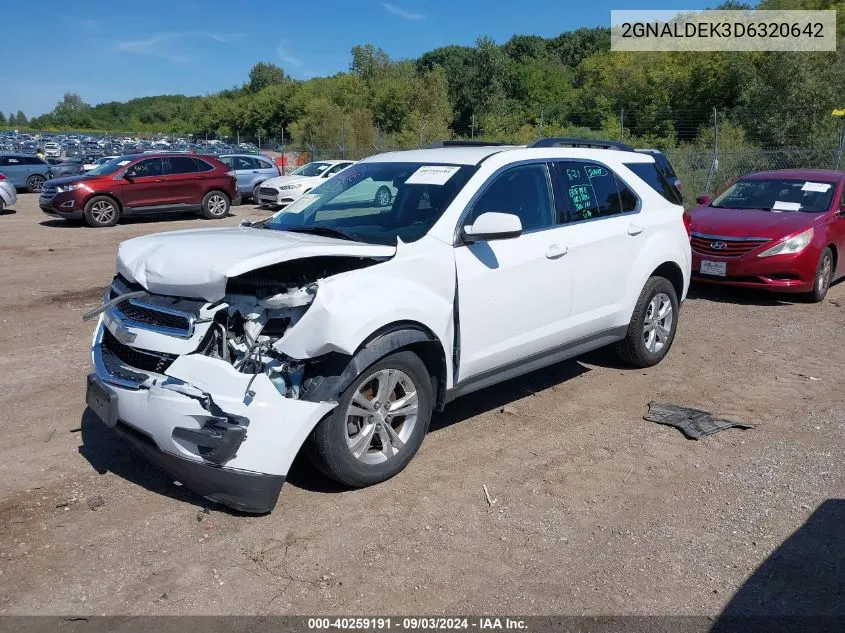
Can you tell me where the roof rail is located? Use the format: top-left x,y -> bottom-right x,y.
425,140 -> 508,148
529,137 -> 635,151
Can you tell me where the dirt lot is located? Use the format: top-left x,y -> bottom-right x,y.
0,193 -> 842,616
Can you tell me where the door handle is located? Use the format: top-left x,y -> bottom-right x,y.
546,244 -> 568,259
627,223 -> 644,236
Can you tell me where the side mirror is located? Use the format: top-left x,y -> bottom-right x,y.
696,194 -> 712,206
461,212 -> 523,243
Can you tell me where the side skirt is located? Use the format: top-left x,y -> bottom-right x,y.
445,326 -> 627,403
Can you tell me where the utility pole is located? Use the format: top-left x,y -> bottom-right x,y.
619,108 -> 624,141
470,114 -> 475,139
420,121 -> 427,148
539,110 -> 544,139
833,108 -> 845,170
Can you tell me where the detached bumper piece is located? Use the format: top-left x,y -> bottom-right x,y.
114,419 -> 284,513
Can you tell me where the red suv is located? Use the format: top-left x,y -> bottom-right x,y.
39,153 -> 238,227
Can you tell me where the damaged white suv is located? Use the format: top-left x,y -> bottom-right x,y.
85,139 -> 691,513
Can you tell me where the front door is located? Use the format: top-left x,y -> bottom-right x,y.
119,157 -> 167,209
454,162 -> 574,381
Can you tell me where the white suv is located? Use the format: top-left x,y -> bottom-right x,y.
84,140 -> 691,512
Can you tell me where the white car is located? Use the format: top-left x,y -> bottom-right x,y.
258,160 -> 357,208
83,156 -> 119,172
0,172 -> 17,210
84,140 -> 691,513
44,142 -> 62,158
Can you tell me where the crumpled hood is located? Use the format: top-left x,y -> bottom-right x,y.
116,226 -> 396,301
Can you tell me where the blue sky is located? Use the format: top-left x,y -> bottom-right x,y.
1,0 -> 709,118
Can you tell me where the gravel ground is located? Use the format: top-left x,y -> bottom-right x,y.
0,193 -> 842,616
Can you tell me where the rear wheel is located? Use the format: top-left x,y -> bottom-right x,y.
374,185 -> 392,207
201,191 -> 229,219
308,351 -> 433,487
806,247 -> 833,303
83,196 -> 120,227
27,174 -> 46,193
616,276 -> 679,367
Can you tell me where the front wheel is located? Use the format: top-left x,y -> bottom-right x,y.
83,196 -> 120,227
615,276 -> 679,367
806,247 -> 833,303
308,351 -> 433,487
252,184 -> 262,204
374,185 -> 392,207
201,191 -> 230,219
27,174 -> 46,193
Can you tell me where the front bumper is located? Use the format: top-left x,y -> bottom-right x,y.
88,318 -> 336,512
691,248 -> 818,293
39,190 -> 84,219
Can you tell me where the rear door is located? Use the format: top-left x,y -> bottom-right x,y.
550,160 -> 644,333
0,156 -> 25,186
120,157 -> 166,209
162,155 -> 203,206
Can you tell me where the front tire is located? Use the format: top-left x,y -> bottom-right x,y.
27,174 -> 46,193
308,351 -> 433,487
83,196 -> 120,227
616,276 -> 679,367
201,190 -> 230,219
252,184 -> 262,204
806,247 -> 833,303
374,186 -> 392,207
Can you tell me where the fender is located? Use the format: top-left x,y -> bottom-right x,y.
301,327 -> 440,403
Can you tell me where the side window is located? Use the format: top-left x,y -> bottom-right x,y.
26,156 -> 45,165
168,156 -> 199,174
233,156 -> 253,170
324,163 -> 349,177
624,162 -> 681,205
0,157 -> 9,167
467,163 -> 554,232
218,156 -> 234,168
6,157 -> 22,166
127,158 -> 163,178
619,181 -> 638,212
256,158 -> 273,170
559,162 -> 623,221
192,158 -> 214,172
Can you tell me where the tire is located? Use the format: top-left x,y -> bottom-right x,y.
83,196 -> 120,227
252,184 -> 262,204
374,185 -> 392,207
806,247 -> 833,303
201,190 -> 230,219
308,350 -> 434,487
27,174 -> 46,193
615,276 -> 679,368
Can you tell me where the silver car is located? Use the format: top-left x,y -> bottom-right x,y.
218,154 -> 279,202
0,153 -> 53,192
0,172 -> 17,211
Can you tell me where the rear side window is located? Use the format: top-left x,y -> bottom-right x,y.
625,162 -> 682,205
25,156 -> 46,165
168,156 -> 200,174
192,158 -> 215,172
558,162 -> 627,221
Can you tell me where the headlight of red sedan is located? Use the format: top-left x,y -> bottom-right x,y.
758,228 -> 814,257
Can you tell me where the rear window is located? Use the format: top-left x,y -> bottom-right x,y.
192,158 -> 215,172
625,162 -> 682,205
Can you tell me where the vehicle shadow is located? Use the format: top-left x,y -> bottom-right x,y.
77,408 -> 240,513
687,284 -> 795,306
39,212 -> 215,229
0,208 -> 16,216
710,498 -> 844,633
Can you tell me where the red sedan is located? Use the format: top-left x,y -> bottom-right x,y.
689,169 -> 845,302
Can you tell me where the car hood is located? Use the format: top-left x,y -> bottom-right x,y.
45,174 -> 101,186
116,225 -> 396,301
690,205 -> 825,239
262,175 -> 316,187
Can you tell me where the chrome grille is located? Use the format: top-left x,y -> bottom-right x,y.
691,234 -> 770,258
108,277 -> 201,338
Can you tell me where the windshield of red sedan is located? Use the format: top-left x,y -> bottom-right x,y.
711,178 -> 836,213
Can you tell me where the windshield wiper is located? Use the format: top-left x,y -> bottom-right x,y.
284,226 -> 362,242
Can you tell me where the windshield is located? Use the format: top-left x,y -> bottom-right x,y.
86,156 -> 131,176
291,162 -> 332,177
711,178 -> 836,213
263,162 -> 475,245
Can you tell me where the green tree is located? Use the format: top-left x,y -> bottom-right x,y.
247,62 -> 286,93
15,110 -> 28,126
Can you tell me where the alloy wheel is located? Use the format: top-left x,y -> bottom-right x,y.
207,194 -> 227,216
29,176 -> 45,192
643,292 -> 673,354
90,200 -> 116,224
344,368 -> 419,465
818,254 -> 833,295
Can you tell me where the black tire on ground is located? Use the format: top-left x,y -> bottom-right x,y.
806,247 -> 834,303
374,185 -> 392,207
307,350 -> 434,487
27,174 -> 46,193
615,276 -> 679,368
83,196 -> 120,228
252,184 -> 262,203
201,190 -> 230,219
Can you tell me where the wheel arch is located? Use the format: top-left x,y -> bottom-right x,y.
650,260 -> 685,301
302,321 -> 449,411
824,242 -> 838,276
82,192 -> 122,211
204,188 -> 231,203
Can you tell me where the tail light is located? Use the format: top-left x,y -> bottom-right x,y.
682,210 -> 692,239
0,173 -> 6,181
226,170 -> 235,177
